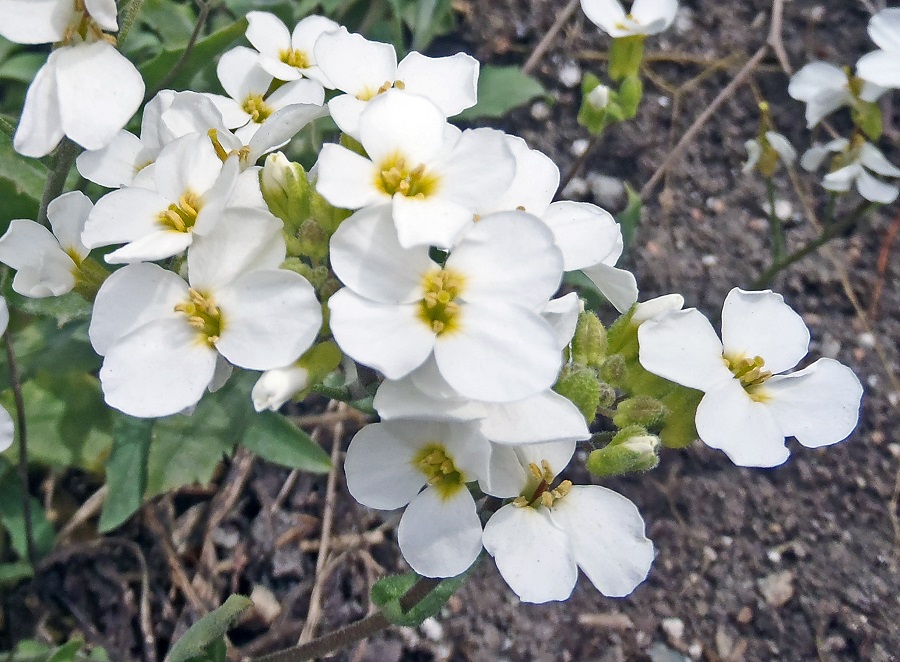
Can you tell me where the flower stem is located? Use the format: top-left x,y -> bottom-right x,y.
751,200 -> 877,289
117,0 -> 147,47
308,383 -> 375,414
3,328 -> 37,568
765,177 -> 784,263
37,138 -> 80,227
147,0 -> 212,99
251,577 -> 441,662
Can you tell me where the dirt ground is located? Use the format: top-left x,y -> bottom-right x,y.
3,0 -> 899,661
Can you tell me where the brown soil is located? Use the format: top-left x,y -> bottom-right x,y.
3,1 -> 899,661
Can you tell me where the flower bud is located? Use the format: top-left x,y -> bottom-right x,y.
631,294 -> 685,324
612,395 -> 668,429
587,83 -> 610,110
252,364 -> 310,412
587,427 -> 660,477
571,311 -> 607,369
260,152 -> 310,231
554,365 -> 602,423
599,353 -> 626,386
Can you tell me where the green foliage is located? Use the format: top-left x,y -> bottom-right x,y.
457,66 -> 546,121
616,183 -> 642,251
0,132 -> 47,230
1,638 -> 108,662
371,568 -> 472,627
166,595 -> 253,662
241,411 -> 331,473
0,457 -> 55,560
608,35 -> 645,81
554,364 -> 601,423
98,415 -> 153,532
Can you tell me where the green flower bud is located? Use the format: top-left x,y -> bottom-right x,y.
295,219 -> 329,261
587,428 -> 659,477
260,152 -> 311,232
571,311 -> 607,368
554,365 -> 602,423
613,395 -> 668,429
597,381 -> 617,409
599,353 -> 627,386
299,340 -> 343,386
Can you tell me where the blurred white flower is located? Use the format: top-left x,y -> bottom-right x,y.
580,0 -> 679,37
802,138 -> 900,204
245,12 -> 339,84
857,8 -> 900,89
743,131 -> 796,174
788,62 -> 884,129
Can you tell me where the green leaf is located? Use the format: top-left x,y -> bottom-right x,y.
371,568 -> 473,627
139,17 -> 249,93
98,415 -> 153,532
0,131 -> 47,230
615,183 -> 642,251
0,560 -> 33,585
3,289 -> 93,326
0,457 -> 55,559
563,270 -> 604,311
0,53 -> 46,84
47,639 -> 84,662
456,66 -> 546,121
242,411 -> 330,473
166,595 -> 253,662
139,0 -> 198,48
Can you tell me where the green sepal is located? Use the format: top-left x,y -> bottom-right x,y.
608,35 -> 645,81
613,395 -> 668,429
617,74 -> 643,119
571,311 -> 607,369
852,100 -> 883,141
587,427 -> 659,477
554,364 -> 601,423
371,566 -> 473,627
577,73 -> 610,135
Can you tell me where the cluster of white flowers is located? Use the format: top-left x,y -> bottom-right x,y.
0,1 -> 865,607
782,7 -> 900,202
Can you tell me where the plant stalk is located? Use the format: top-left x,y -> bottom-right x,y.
37,138 -> 80,227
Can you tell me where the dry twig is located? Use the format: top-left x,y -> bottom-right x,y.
522,0 -> 581,75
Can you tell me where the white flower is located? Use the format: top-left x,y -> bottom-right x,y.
344,419 -> 491,578
580,0 -> 679,38
631,293 -> 684,323
89,209 -> 322,417
802,138 -> 900,204
481,442 -> 654,603
82,134 -> 240,263
314,27 -> 478,139
0,191 -> 92,297
638,288 -> 863,467
14,40 -> 144,157
208,46 -> 325,142
0,0 -> 118,45
245,12 -> 339,84
252,364 -> 310,412
0,297 -> 14,451
857,8 -> 900,89
328,206 -> 564,403
587,83 -> 611,109
316,90 -> 515,248
788,62 -> 884,129
743,131 -> 796,174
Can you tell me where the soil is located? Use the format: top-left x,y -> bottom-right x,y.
3,1 -> 899,661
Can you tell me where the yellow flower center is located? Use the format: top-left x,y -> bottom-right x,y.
725,354 -> 773,401
242,94 -> 274,124
62,0 -> 115,45
280,48 -> 311,69
158,192 -> 202,233
174,288 -> 224,347
418,269 -> 465,336
356,79 -> 405,101
512,461 -> 573,509
375,152 -> 440,199
412,443 -> 466,500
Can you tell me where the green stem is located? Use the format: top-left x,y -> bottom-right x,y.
751,200 -> 877,289
3,328 -> 37,568
251,578 -> 441,662
823,191 -> 837,229
307,383 -> 375,414
117,0 -> 147,47
37,139 -> 80,227
765,177 -> 784,263
146,0 -> 212,99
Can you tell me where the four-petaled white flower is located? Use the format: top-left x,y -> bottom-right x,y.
580,0 -> 679,38
344,419 -> 491,578
801,138 -> 900,204
328,206 -> 564,403
89,208 -> 322,417
245,12 -> 339,84
788,62 -> 884,129
638,288 -> 863,468
314,27 -> 478,139
316,90 -> 515,248
0,191 -> 92,297
0,0 -> 144,157
857,8 -> 900,89
482,441 -> 654,603
743,131 -> 796,174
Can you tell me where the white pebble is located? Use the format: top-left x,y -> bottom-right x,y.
858,332 -> 876,348
559,61 -> 582,88
658,96 -> 670,108
531,101 -> 551,121
420,617 -> 444,641
571,139 -> 590,156
662,617 -> 685,642
701,254 -> 718,267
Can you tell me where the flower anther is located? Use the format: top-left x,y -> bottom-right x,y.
158,192 -> 202,233
375,152 -> 440,198
174,288 -> 223,346
724,354 -> 772,395
241,93 -> 274,123
280,48 -> 311,69
418,269 -> 465,335
413,443 -> 467,499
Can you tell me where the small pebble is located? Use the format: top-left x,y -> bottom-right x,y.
420,616 -> 444,641
661,617 -> 685,642
888,391 -> 899,407
559,61 -> 582,88
571,138 -> 590,156
531,101 -> 551,121
762,198 -> 793,219
736,607 -> 753,624
867,374 -> 879,388
758,570 -> 794,607
701,254 -> 718,267
589,173 -> 626,208
688,642 -> 703,659
658,96 -> 671,108
858,332 -> 876,348
562,176 -> 589,197
767,549 -> 782,563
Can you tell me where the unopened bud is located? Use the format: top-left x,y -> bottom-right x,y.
613,395 -> 668,429
597,381 -> 617,409
252,364 -> 310,412
587,83 -> 610,110
599,353 -> 626,386
554,365 -> 602,423
260,152 -> 311,231
631,294 -> 685,324
587,427 -> 660,477
571,311 -> 607,369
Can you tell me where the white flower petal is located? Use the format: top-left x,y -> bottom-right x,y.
48,191 -> 92,259
245,11 -> 291,57
214,270 -> 321,370
313,143 -> 384,209
0,404 -> 13,452
695,379 -> 790,467
246,103 -> 327,163
482,504 -> 577,604
0,220 -> 75,297
482,444 -> 530,498
0,0 -> 70,43
765,131 -> 797,165
822,163 -> 862,193
358,90 -> 448,165
396,51 -> 478,117
541,201 -> 622,271
55,42 -> 144,151
326,94 -> 368,138
514,439 -> 577,478
99,317 -> 218,418
630,0 -> 678,33
84,0 -> 118,31
720,288 -> 809,374
638,308 -> 732,391
436,128 -> 516,209
373,377 -> 486,421
868,8 -> 900,53
448,211 -> 563,309
856,170 -> 899,203
580,0 -> 627,36
759,358 -> 862,449
481,135 -> 559,216
313,27 -> 397,97
76,130 -> 145,188
89,263 -> 188,355
391,195 -> 474,249
859,142 -> 900,177
399,487 -> 483,578
153,133 -> 224,204
743,139 -> 761,174
543,292 -> 581,349
549,485 -> 654,597
857,49 -> 900,89
800,144 -> 830,172
435,301 -> 561,403
217,46 -> 272,102
480,390 -> 590,444
631,293 -> 684,323
344,421 -> 425,509
82,186 -> 172,250
328,289 -> 435,379
103,229 -> 193,264
788,61 -> 847,101
330,205 -> 435,304
266,78 -> 325,111
581,262 -> 639,313
0,298 -> 8,335
14,56 -> 65,158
